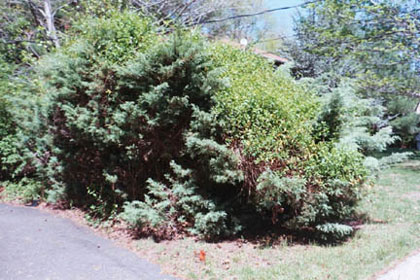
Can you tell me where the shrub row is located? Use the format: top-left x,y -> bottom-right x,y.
2,12 -> 369,240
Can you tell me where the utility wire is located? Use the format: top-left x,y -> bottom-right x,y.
189,0 -> 420,27
189,0 -> 320,26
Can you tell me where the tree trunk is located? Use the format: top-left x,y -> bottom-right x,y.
43,0 -> 60,48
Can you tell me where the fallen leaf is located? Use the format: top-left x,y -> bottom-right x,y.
199,250 -> 206,262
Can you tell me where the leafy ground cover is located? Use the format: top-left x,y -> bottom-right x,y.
131,158 -> 420,280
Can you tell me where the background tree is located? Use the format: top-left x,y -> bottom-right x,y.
280,0 -> 420,147
0,0 -> 81,63
1,0 -> 281,64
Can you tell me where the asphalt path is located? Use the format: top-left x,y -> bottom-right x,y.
1,203 -> 418,280
0,203 -> 176,280
376,251 -> 420,280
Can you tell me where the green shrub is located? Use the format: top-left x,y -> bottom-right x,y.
23,13 -> 242,237
210,46 -> 368,239
363,152 -> 413,174
121,161 -> 241,239
0,54 -> 50,189
67,11 -> 156,64
211,45 -> 318,165
387,96 -> 420,147
13,13 -> 370,241
1,178 -> 43,202
84,185 -> 120,227
0,57 -> 12,180
390,113 -> 420,146
314,80 -> 398,153
0,57 -> 27,182
273,144 -> 368,237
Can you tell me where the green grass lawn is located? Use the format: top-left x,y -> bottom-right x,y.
135,160 -> 420,280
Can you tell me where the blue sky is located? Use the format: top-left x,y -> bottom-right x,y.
264,0 -> 304,36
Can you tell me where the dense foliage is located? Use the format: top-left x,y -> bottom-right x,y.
0,8 -> 387,241
210,46 -> 367,239
0,57 -> 30,183
282,0 -> 420,147
15,14 -> 243,238
0,57 -> 13,181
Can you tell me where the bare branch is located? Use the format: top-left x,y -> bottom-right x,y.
43,0 -> 60,48
53,1 -> 72,17
189,0 -> 319,26
26,0 -> 44,27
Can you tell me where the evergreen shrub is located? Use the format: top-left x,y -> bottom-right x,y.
0,57 -> 25,181
387,96 -> 420,147
15,13 -> 369,240
210,46 -> 368,239
313,80 -> 398,153
0,58 -> 12,181
26,13 -> 242,238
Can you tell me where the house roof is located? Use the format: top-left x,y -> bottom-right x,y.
253,48 -> 288,66
217,38 -> 288,66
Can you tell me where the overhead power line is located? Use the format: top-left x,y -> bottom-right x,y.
190,0 -> 319,26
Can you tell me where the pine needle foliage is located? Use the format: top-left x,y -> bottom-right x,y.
0,57 -> 30,182
8,12 -> 371,240
314,80 -> 398,153
121,161 -> 241,239
22,13 -> 242,237
0,57 -> 14,181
